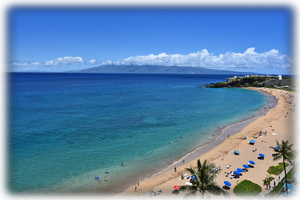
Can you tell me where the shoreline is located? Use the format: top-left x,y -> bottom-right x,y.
117,87 -> 295,198
145,89 -> 276,181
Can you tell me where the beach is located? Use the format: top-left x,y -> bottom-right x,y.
117,87 -> 296,198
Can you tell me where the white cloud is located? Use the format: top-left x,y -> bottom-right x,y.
88,59 -> 96,64
11,61 -> 40,67
10,56 -> 84,70
45,56 -> 83,66
10,48 -> 291,73
100,48 -> 290,71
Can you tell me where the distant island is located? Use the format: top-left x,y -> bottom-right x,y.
205,75 -> 294,91
68,65 -> 253,75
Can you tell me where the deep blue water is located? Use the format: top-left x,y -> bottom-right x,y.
8,73 -> 268,193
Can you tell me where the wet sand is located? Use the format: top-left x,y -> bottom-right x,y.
116,88 -> 296,198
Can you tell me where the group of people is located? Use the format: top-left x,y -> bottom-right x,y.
134,181 -> 140,192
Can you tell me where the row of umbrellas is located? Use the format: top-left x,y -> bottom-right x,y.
224,160 -> 257,187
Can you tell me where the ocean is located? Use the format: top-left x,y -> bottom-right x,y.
8,73 -> 269,193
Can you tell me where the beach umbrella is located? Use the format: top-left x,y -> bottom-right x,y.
276,146 -> 280,149
249,160 -> 255,165
237,168 -> 243,172
234,150 -> 240,155
243,164 -> 249,169
191,175 -> 196,180
174,185 -> 180,190
224,181 -> 231,186
250,140 -> 256,144
259,153 -> 265,157
234,171 -> 241,175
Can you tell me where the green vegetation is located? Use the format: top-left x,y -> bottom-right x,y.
269,140 -> 294,197
267,162 -> 289,175
233,180 -> 262,197
267,163 -> 298,196
207,75 -> 294,90
180,159 -> 227,196
253,81 -> 264,87
215,81 -> 227,85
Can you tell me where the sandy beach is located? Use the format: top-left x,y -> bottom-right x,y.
116,87 -> 296,198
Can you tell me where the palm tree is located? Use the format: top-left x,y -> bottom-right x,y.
269,140 -> 294,197
180,159 -> 226,197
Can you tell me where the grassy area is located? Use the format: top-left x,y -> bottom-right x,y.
215,82 -> 228,85
267,163 -> 298,196
267,162 -> 289,175
233,180 -> 262,197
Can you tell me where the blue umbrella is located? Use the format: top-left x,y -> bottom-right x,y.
276,146 -> 280,149
224,181 -> 231,186
259,153 -> 265,157
191,175 -> 196,180
243,164 -> 249,169
237,168 -> 243,172
249,160 -> 255,165
234,171 -> 241,175
250,140 -> 256,144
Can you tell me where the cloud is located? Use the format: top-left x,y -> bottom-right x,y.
10,48 -> 291,73
100,48 -> 290,71
10,56 -> 85,72
11,61 -> 40,67
88,59 -> 96,64
45,56 -> 84,66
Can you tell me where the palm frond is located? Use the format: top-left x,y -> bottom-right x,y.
183,159 -> 226,196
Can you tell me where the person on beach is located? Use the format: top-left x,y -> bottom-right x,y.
121,162 -> 123,166
174,166 -> 176,172
183,159 -> 185,163
95,176 -> 99,180
105,176 -> 107,181
134,185 -> 137,192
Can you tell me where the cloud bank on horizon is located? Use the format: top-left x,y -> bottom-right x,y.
11,48 -> 291,73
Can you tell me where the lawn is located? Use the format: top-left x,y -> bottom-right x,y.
233,180 -> 262,197
267,162 -> 289,175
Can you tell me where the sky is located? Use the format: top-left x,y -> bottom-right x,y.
9,7 -> 293,74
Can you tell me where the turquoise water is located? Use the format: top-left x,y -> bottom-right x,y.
8,73 -> 268,193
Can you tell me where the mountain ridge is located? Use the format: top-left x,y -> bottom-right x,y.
68,65 -> 253,74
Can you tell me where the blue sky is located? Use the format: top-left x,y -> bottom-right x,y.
9,7 -> 292,74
